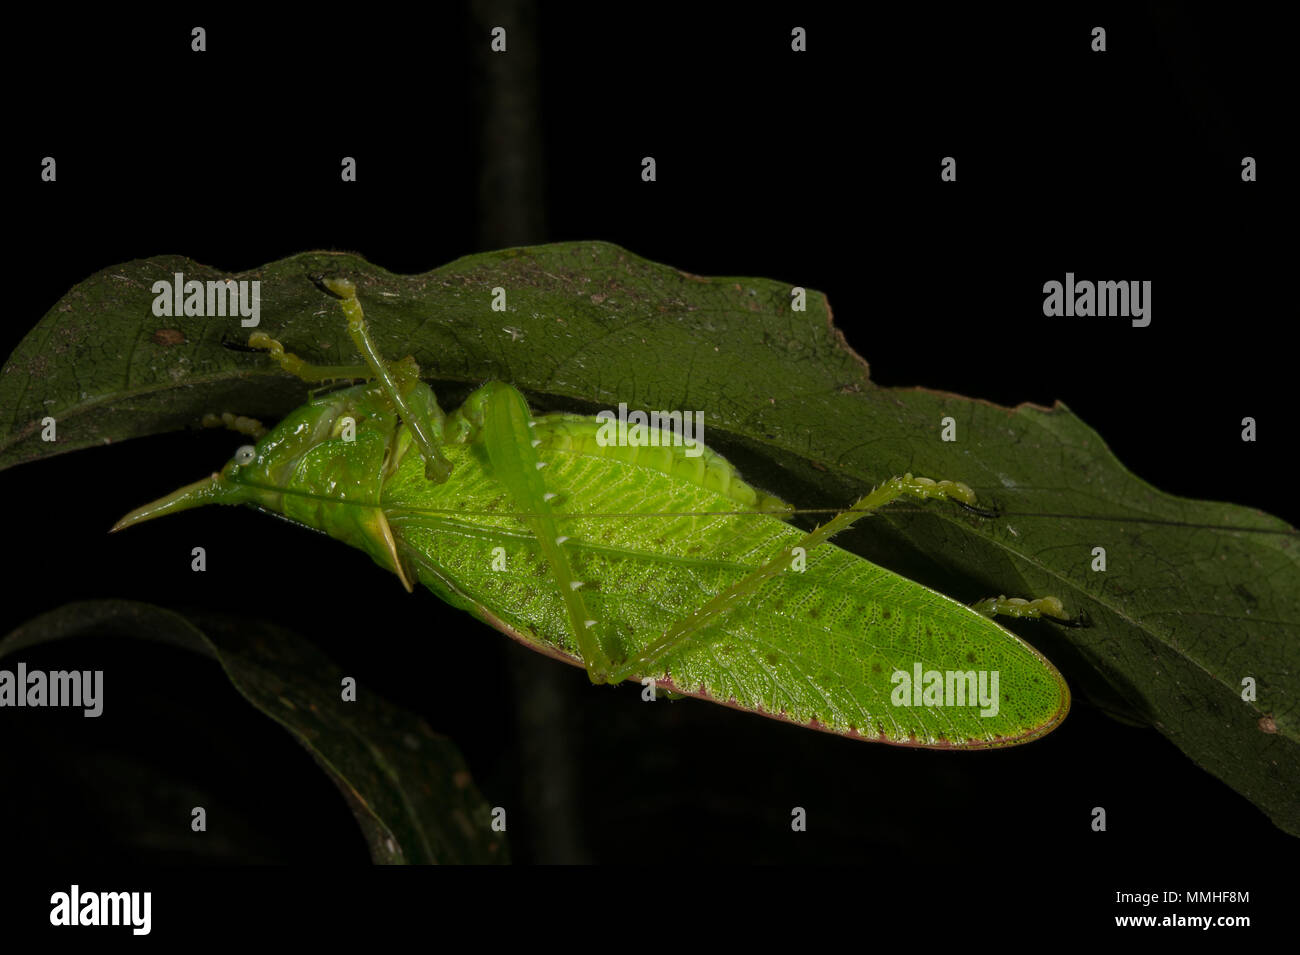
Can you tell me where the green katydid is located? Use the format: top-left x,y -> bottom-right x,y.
113,277 -> 1073,749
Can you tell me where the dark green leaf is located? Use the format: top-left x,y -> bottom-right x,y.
3,242 -> 1296,835
0,600 -> 506,863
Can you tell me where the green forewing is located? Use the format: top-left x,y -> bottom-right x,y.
362,412 -> 1070,748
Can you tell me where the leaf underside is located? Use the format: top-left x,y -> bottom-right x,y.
2,242 -> 1296,835
0,600 -> 506,864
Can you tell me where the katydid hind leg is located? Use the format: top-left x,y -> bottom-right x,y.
469,380 -> 616,683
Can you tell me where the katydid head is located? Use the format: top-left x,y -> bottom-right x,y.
111,377 -> 450,533
116,273 -> 460,533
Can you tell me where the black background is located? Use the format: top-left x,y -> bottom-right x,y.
2,1 -> 1290,938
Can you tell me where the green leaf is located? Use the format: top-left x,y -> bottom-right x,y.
0,600 -> 507,864
3,242 -> 1296,835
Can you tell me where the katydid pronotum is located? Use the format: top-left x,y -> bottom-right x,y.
113,277 -> 1073,748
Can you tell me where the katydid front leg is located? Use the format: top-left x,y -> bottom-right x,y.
316,276 -> 455,483
246,329 -> 373,383
250,277 -> 456,483
972,595 -> 1081,625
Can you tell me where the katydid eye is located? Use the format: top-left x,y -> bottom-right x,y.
235,445 -> 256,465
